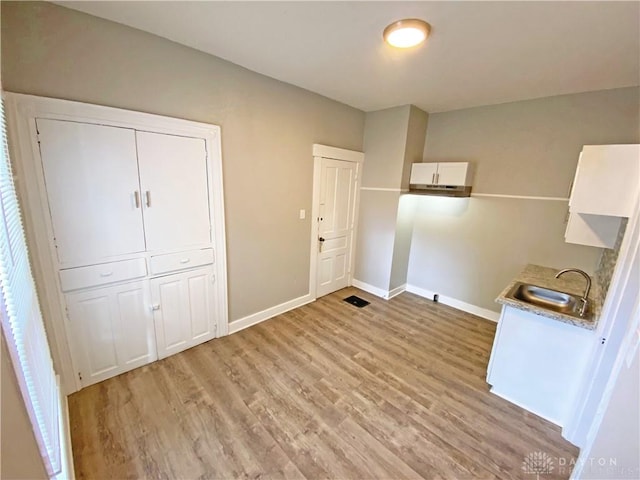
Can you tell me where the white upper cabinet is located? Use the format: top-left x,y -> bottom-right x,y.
409,163 -> 438,184
410,162 -> 472,186
565,144 -> 639,248
37,119 -> 146,266
436,162 -> 472,186
37,121 -> 214,264
569,145 -> 640,217
136,132 -> 211,252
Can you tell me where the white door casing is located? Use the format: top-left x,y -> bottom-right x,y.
310,144 -> 363,299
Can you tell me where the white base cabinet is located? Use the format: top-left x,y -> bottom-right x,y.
66,280 -> 157,387
487,306 -> 594,428
151,267 -> 217,360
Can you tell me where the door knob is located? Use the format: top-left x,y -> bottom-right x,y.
318,237 -> 325,253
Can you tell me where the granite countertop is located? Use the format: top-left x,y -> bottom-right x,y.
496,264 -> 600,330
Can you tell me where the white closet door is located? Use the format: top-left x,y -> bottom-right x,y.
36,119 -> 145,266
136,132 -> 211,252
66,280 -> 156,388
151,267 -> 216,359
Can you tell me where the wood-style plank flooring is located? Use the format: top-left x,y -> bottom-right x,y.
69,288 -> 578,479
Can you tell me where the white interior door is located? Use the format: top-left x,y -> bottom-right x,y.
136,131 -> 211,252
37,119 -> 145,266
316,158 -> 358,298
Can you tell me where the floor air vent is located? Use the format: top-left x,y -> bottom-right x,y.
343,295 -> 370,308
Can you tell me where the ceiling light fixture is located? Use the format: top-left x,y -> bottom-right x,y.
383,19 -> 431,48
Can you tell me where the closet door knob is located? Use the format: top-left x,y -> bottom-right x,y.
134,191 -> 141,208
145,191 -> 151,207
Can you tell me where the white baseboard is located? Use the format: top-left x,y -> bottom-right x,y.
228,293 -> 314,334
351,279 -> 405,300
387,284 -> 407,299
351,279 -> 388,298
350,280 -> 406,300
489,386 -> 563,427
405,284 -> 500,322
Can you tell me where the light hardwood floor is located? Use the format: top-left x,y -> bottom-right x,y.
69,287 -> 579,479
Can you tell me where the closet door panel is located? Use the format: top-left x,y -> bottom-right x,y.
66,280 -> 156,388
151,267 -> 216,359
36,119 -> 145,265
136,132 -> 211,252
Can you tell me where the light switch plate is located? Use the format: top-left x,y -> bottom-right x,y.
299,209 -> 306,220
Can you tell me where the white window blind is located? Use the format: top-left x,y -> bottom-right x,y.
0,96 -> 61,476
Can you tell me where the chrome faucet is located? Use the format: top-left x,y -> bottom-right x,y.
555,268 -> 591,317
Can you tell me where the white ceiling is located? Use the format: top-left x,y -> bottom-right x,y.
55,1 -> 640,113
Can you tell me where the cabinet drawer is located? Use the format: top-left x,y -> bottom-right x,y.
59,258 -> 147,292
150,249 -> 214,275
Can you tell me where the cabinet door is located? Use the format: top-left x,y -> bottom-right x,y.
570,145 -> 640,217
487,307 -> 593,426
151,267 -> 217,359
66,280 -> 156,388
565,211 -> 622,248
136,132 -> 211,252
37,119 -> 145,266
410,163 -> 438,184
436,162 -> 469,186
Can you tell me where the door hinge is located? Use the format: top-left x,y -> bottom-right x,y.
78,372 -> 83,381
601,337 -> 606,345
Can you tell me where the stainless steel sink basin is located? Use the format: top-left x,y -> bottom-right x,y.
505,282 -> 588,318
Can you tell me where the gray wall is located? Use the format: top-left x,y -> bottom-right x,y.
1,334 -> 48,480
354,106 -> 410,291
354,105 -> 429,293
0,1 -> 364,323
407,87 -> 640,313
360,106 -> 410,188
422,87 -> 639,197
401,106 -> 429,190
354,190 -> 400,291
390,106 -> 428,290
